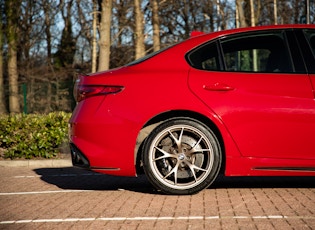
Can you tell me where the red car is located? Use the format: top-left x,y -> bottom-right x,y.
69,24 -> 315,195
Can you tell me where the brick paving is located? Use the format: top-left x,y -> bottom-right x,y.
0,166 -> 314,229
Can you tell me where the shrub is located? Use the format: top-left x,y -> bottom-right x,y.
0,112 -> 71,159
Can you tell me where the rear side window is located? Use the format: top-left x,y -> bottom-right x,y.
220,32 -> 293,73
187,41 -> 221,71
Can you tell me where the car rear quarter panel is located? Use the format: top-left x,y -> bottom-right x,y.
70,62 -> 242,177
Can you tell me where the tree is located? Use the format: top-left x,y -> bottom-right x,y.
42,0 -> 56,113
134,0 -> 146,59
98,0 -> 112,71
151,0 -> 160,52
74,0 -> 94,70
0,5 -> 6,114
55,0 -> 76,67
43,0 -> 55,63
236,0 -> 248,27
6,0 -> 21,113
91,0 -> 98,73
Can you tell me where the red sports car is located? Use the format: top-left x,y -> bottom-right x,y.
69,24 -> 315,195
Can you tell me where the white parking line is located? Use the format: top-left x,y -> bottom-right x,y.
1,215 -> 315,224
14,175 -> 41,178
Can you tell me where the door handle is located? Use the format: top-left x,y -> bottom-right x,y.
203,83 -> 235,91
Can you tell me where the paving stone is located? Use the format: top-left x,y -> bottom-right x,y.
0,167 -> 314,229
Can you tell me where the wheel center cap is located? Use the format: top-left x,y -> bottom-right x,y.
178,153 -> 185,160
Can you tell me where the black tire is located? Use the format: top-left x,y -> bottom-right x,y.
142,118 -> 222,195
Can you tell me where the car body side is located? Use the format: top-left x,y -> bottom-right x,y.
69,25 -> 315,178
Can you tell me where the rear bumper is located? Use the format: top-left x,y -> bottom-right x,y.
68,98 -> 140,176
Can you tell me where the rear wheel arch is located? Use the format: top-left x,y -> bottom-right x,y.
135,110 -> 226,176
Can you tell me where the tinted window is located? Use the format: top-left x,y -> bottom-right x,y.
311,37 -> 315,54
187,41 -> 221,71
220,32 -> 293,73
303,29 -> 315,57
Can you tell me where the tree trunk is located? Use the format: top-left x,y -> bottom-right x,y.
0,18 -> 7,114
92,0 -> 98,72
6,1 -> 20,113
44,2 -> 53,113
236,0 -> 247,28
273,0 -> 277,25
8,42 -> 20,113
43,3 -> 52,62
98,0 -> 112,71
151,0 -> 160,52
134,0 -> 145,59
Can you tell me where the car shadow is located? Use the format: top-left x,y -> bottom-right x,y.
33,167 -> 315,194
33,167 -> 155,194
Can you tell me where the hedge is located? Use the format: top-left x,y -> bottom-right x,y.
0,112 -> 71,159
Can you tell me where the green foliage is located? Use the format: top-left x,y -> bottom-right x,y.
0,112 -> 71,159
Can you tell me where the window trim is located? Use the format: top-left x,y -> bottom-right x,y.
186,29 -> 306,74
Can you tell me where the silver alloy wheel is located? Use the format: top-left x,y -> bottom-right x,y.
143,118 -> 221,194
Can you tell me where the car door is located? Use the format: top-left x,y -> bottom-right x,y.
188,29 -> 315,160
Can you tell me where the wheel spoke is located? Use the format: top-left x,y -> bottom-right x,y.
163,163 -> 179,185
185,160 -> 207,182
186,137 -> 212,155
153,146 -> 176,161
185,160 -> 207,172
168,127 -> 184,152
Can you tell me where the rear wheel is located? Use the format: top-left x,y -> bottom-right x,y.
142,118 -> 221,195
